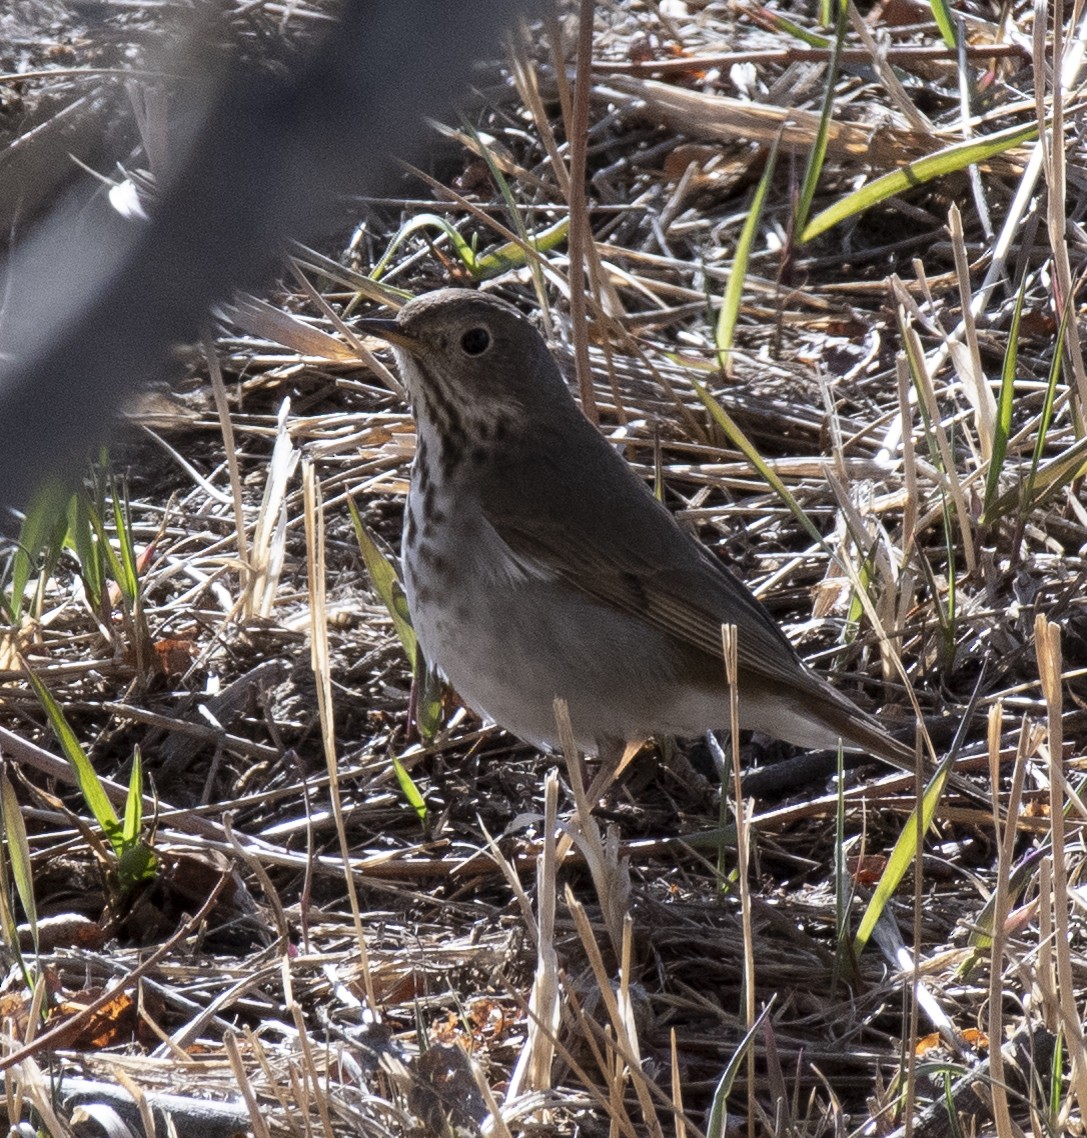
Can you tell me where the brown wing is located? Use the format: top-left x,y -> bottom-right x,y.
477,420 -> 817,693
478,429 -> 962,782
491,513 -> 818,682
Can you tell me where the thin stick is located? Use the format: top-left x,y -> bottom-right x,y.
302,457 -> 376,1012
723,624 -> 755,1138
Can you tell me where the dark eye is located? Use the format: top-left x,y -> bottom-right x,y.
460,327 -> 491,356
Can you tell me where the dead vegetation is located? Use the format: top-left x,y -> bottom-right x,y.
2,0 -> 1087,1135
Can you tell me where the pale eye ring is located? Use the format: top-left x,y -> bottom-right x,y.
460,327 -> 491,356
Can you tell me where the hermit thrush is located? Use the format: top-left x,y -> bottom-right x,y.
359,289 -> 923,781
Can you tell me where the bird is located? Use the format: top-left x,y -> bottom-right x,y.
358,288 -> 936,788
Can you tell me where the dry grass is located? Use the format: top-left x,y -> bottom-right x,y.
3,0 -> 1087,1135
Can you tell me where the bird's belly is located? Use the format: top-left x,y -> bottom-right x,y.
401,499 -> 844,755
405,559 -> 746,754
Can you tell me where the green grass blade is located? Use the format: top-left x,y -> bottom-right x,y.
706,1003 -> 774,1137
85,493 -> 128,599
7,477 -> 70,619
119,747 -> 158,888
371,213 -> 478,281
68,490 -> 105,612
691,379 -> 827,548
392,756 -> 428,825
1051,1031 -> 1064,1116
471,216 -> 570,279
977,298 -> 1087,522
800,122 -> 1038,243
964,850 -> 1040,962
109,478 -> 141,605
449,120 -> 567,290
986,435 -> 1087,520
414,645 -> 444,742
461,119 -> 533,248
852,769 -> 947,956
793,0 -> 848,237
716,138 -> 779,372
844,553 -> 873,634
1,770 -> 38,954
1026,293 -> 1074,502
755,7 -> 830,47
24,665 -> 121,843
927,0 -> 959,50
0,838 -> 30,991
983,281 -> 1025,521
123,747 -> 144,847
0,847 -> 19,955
347,497 -> 417,667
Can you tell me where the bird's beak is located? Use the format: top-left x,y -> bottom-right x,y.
357,317 -> 422,357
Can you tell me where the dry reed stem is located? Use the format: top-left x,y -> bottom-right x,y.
1036,615 -> 1087,1117
229,1028 -> 275,1138
205,325 -> 250,594
506,770 -> 560,1102
303,457 -> 375,1012
722,623 -> 755,1138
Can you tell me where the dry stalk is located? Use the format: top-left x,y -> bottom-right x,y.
224,1028 -> 271,1138
303,456 -> 375,1011
986,703 -> 1032,1138
1035,614 -> 1087,1117
556,697 -> 630,959
722,623 -> 755,1138
566,890 -> 665,1138
947,204 -> 995,459
289,1000 -> 336,1138
204,325 -> 250,593
249,399 -> 299,618
895,297 -> 977,574
506,769 -> 561,1101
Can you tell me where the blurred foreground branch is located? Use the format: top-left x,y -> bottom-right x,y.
0,0 -> 540,512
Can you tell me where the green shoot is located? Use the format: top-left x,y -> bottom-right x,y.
691,379 -> 827,548
348,497 -> 442,741
715,137 -> 780,375
852,763 -> 949,956
705,1004 -> 774,1137
369,212 -> 568,282
983,294 -> 1087,523
752,6 -> 830,48
800,122 -> 1038,243
392,756 -> 428,827
347,497 -> 416,665
3,477 -> 70,621
1,768 -> 38,978
461,117 -> 549,291
117,748 -> 156,888
926,0 -> 959,51
24,667 -> 156,893
1025,295 -> 1073,507
986,437 -> 1087,521
27,667 -> 119,842
983,281 -> 1025,522
793,0 -> 848,239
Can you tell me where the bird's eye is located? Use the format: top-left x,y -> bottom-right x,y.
460,327 -> 491,356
